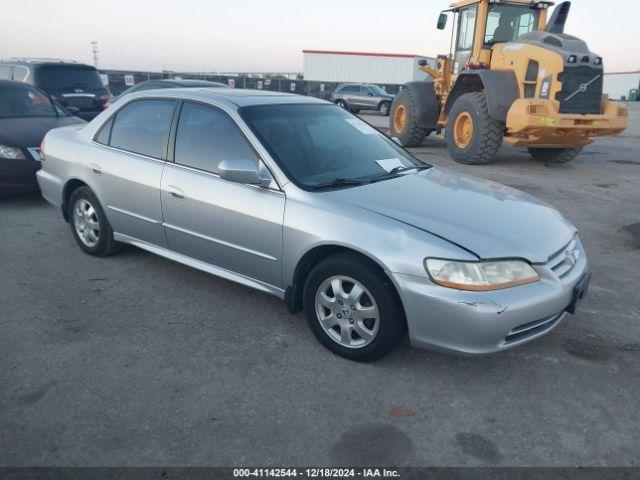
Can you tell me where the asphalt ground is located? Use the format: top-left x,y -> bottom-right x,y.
1,104 -> 639,467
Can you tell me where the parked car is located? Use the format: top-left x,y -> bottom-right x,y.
0,58 -> 111,120
330,84 -> 394,116
37,89 -> 590,362
0,80 -> 84,197
106,79 -> 229,106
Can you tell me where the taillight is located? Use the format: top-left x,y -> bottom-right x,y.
100,93 -> 112,102
39,137 -> 46,161
465,62 -> 491,70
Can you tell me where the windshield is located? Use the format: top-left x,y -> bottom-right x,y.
369,85 -> 388,96
0,84 -> 56,118
35,66 -> 104,89
484,5 -> 540,45
241,104 -> 426,190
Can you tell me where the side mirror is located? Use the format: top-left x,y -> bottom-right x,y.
218,159 -> 272,187
437,12 -> 448,30
368,92 -> 374,96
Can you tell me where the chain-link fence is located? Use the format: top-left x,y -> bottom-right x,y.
100,70 -> 403,100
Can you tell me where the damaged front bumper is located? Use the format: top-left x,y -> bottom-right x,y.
390,245 -> 589,355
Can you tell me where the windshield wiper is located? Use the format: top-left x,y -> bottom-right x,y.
308,177 -> 368,190
370,164 -> 431,182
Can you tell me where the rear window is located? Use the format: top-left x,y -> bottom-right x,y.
34,66 -> 103,89
0,84 -> 56,118
109,99 -> 176,158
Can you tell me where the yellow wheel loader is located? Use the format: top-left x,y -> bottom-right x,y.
389,0 -> 628,164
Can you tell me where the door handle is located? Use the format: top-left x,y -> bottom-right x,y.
89,163 -> 102,175
167,185 -> 185,201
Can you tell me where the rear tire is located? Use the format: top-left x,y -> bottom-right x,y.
528,147 -> 582,164
336,100 -> 348,110
303,253 -> 406,362
68,186 -> 121,257
389,89 -> 429,147
446,92 -> 504,165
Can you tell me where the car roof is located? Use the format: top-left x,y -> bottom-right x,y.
1,59 -> 95,69
166,79 -> 228,87
126,88 -> 329,108
0,79 -> 36,89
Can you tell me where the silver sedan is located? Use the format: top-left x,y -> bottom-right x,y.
37,88 -> 590,361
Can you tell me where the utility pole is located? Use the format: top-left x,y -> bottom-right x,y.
91,41 -> 99,68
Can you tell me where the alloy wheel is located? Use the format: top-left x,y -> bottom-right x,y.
73,198 -> 100,248
315,275 -> 380,349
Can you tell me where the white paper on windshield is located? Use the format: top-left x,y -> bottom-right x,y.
376,158 -> 405,172
344,118 -> 378,135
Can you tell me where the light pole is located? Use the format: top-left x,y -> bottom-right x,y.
91,41 -> 99,68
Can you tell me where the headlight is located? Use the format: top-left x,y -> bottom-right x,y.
0,145 -> 26,160
425,258 -> 540,291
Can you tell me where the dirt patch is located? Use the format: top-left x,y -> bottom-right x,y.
565,338 -> 612,362
455,432 -> 504,464
623,223 -> 640,249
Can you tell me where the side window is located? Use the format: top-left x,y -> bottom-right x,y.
457,6 -> 478,52
0,66 -> 12,80
359,86 -> 372,96
95,118 -> 114,145
109,99 -> 176,158
454,5 -> 478,73
12,66 -> 29,81
174,102 -> 258,174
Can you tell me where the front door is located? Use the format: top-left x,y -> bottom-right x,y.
453,4 -> 478,75
90,98 -> 177,247
160,101 -> 284,287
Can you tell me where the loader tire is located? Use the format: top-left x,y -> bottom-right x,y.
389,88 -> 430,147
446,92 -> 504,165
528,147 -> 582,164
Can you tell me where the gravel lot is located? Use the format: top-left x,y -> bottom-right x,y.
1,104 -> 639,467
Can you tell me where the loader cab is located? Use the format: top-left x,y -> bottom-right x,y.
439,0 -> 551,75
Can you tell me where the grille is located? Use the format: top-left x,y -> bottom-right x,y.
547,237 -> 581,279
505,312 -> 564,344
556,66 -> 603,115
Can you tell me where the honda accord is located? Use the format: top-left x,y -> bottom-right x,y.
36,88 -> 590,361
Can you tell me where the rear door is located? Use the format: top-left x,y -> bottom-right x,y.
91,98 -> 177,247
160,101 -> 284,287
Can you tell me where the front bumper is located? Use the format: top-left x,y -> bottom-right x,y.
391,241 -> 589,355
0,154 -> 40,196
504,99 -> 628,148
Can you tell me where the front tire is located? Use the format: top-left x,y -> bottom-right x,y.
336,100 -> 348,110
446,92 -> 504,165
68,186 -> 121,257
528,147 -> 582,164
303,253 -> 406,362
389,88 -> 429,147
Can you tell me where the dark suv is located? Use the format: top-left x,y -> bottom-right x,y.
330,84 -> 394,116
0,58 -> 112,120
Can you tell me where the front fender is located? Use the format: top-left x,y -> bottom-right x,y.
445,70 -> 520,123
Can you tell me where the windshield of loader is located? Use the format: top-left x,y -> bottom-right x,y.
484,4 -> 541,46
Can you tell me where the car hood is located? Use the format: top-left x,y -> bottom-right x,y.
0,116 -> 85,147
328,167 -> 576,263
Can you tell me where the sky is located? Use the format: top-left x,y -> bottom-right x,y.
0,0 -> 638,86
